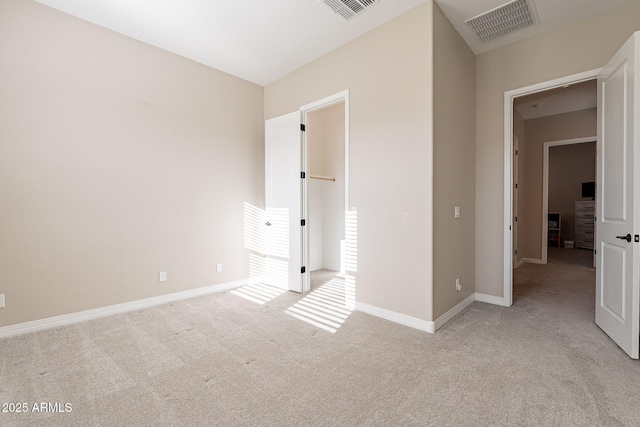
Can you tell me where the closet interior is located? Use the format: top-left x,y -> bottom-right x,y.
307,102 -> 345,281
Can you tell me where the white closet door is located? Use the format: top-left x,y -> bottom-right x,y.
265,112 -> 303,292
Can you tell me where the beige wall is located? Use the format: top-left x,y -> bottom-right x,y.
522,109 -> 596,259
549,142 -> 596,243
475,3 -> 640,298
0,0 -> 264,327
432,4 -> 476,318
513,110 -> 526,265
265,3 -> 434,320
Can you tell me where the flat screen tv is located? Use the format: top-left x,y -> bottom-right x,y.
582,181 -> 595,199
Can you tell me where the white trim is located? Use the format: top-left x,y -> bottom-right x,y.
522,258 -> 546,265
0,279 -> 248,339
300,90 -> 350,293
355,302 -> 435,333
475,293 -> 507,306
355,293 -> 512,332
513,135 -> 519,269
300,91 -> 349,112
515,258 -> 525,269
503,68 -> 601,308
433,294 -> 475,331
542,136 -> 596,263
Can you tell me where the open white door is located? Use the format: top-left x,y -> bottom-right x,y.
265,112 -> 303,292
596,32 -> 640,359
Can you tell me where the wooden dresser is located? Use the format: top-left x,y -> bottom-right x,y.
575,201 -> 595,249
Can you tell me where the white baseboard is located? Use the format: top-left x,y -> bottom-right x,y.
522,258 -> 546,265
433,294 -> 475,331
355,302 -> 435,333
475,292 -> 507,306
0,279 -> 248,339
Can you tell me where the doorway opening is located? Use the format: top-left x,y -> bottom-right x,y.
305,102 -> 345,288
542,137 -> 596,266
300,91 -> 355,310
503,69 -> 600,306
506,77 -> 598,331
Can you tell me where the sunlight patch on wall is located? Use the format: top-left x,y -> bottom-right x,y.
243,202 -> 266,254
344,209 -> 358,272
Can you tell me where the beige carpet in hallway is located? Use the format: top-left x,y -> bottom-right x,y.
1,260 -> 639,426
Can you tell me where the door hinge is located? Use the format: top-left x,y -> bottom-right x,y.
515,216 -> 518,222
515,249 -> 518,255
300,124 -> 306,132
301,171 -> 306,179
515,150 -> 518,155
301,219 -> 306,226
301,266 -> 306,274
515,183 -> 518,189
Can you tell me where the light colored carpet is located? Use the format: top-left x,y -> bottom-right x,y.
1,263 -> 640,426
547,246 -> 594,268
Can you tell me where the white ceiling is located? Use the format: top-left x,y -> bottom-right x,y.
34,0 -> 639,86
435,0 -> 639,55
34,0 -> 425,86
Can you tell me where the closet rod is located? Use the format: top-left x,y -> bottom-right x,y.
310,175 -> 335,182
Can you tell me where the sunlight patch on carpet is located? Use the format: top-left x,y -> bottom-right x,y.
285,277 -> 354,333
231,283 -> 287,305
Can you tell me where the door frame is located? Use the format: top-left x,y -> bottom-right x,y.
541,136 -> 596,264
513,135 -> 519,268
502,68 -> 601,306
300,90 -> 350,293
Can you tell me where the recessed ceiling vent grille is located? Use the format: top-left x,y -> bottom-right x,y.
465,0 -> 540,44
321,0 -> 380,21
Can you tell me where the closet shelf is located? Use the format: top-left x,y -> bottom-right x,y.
310,175 -> 335,182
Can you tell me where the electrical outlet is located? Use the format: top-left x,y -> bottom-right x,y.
159,271 -> 167,282
455,278 -> 462,292
0,294 -> 4,308
216,263 -> 222,273
455,206 -> 460,218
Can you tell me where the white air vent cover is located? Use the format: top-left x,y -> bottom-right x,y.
465,0 -> 540,44
321,0 -> 380,21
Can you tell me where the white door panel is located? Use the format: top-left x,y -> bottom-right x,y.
602,61 -> 627,223
265,112 -> 303,292
596,31 -> 640,359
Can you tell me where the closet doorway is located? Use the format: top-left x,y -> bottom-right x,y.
301,91 -> 350,293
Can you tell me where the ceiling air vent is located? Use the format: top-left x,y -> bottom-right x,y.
321,0 -> 380,21
465,0 -> 540,44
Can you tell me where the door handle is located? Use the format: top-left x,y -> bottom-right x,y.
265,221 -> 272,226
616,233 -> 632,242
